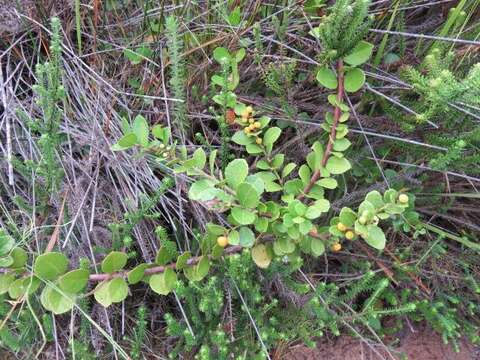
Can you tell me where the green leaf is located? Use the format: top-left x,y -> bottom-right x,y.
246,175 -> 265,195
9,247 -> 27,268
188,179 -> 216,201
339,207 -> 357,227
155,244 -> 176,266
263,127 -> 282,154
34,252 -> 69,281
211,74 -> 226,87
231,208 -> 256,225
228,6 -> 241,26
0,256 -> 13,267
124,46 -> 152,65
58,269 -> 89,293
310,238 -> 325,257
228,230 -> 240,245
196,257 -> 210,280
236,182 -> 259,208
251,244 -> 272,268
8,278 -> 26,299
305,206 -> 322,220
316,66 -> 338,89
344,41 -> 374,66
317,177 -> 338,189
326,156 -> 351,175
273,238 -> 295,256
209,150 -> 217,174
365,191 -> 384,209
239,227 -> 255,248
383,189 -> 398,203
111,133 -> 138,151
94,278 -> 129,307
40,285 -> 75,315
0,273 -> 15,295
176,252 -> 191,270
232,130 -> 253,146
344,68 -> 366,93
364,225 -> 386,250
151,125 -> 170,143
132,115 -> 149,147
299,220 -> 313,234
299,164 -> 311,186
8,276 -> 40,299
0,230 -> 14,256
333,138 -> 351,152
185,257 -> 210,281
254,217 -> 269,233
246,143 -> 263,154
149,268 -> 177,295
384,203 -> 405,215
213,47 -> 230,64
236,48 -> 246,62
193,148 -> 206,169
127,263 -> 149,284
101,251 -> 128,273
282,163 -> 297,178
225,159 -> 248,189
284,179 -> 304,195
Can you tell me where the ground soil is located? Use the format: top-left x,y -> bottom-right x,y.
284,323 -> 479,360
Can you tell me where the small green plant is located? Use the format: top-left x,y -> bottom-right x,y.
210,46 -> 246,168
0,0 -> 419,318
165,15 -> 188,134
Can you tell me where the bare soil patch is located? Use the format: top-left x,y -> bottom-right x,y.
284,323 -> 478,360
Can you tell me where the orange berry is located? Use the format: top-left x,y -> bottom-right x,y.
331,243 -> 342,252
345,231 -> 354,240
217,236 -> 228,248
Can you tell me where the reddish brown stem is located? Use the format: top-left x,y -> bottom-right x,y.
298,60 -> 345,201
88,245 -> 243,282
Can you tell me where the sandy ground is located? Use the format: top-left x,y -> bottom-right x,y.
284,323 -> 479,360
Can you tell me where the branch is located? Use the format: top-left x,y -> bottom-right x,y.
298,60 -> 345,200
88,245 -> 244,282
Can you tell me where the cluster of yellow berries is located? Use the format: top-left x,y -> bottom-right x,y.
217,235 -> 229,248
156,143 -> 172,159
336,222 -> 355,240
240,106 -> 263,144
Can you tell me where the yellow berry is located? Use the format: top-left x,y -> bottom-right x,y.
217,236 -> 228,248
244,127 -> 250,134
246,106 -> 253,114
331,243 -> 342,252
254,121 -> 261,129
249,124 -> 256,131
249,118 -> 255,124
345,231 -> 354,240
240,109 -> 249,118
398,194 -> 409,204
256,137 -> 262,145
337,223 -> 347,232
